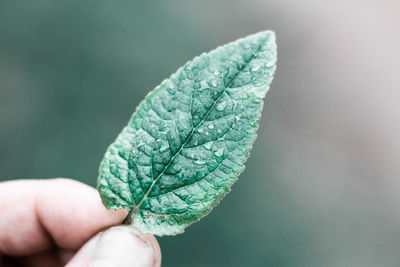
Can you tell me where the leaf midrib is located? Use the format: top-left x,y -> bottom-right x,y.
134,45 -> 263,213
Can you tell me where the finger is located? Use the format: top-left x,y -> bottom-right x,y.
0,178 -> 128,255
67,225 -> 161,267
1,248 -> 76,267
2,249 -> 63,267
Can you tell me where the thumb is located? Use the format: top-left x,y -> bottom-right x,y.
66,225 -> 161,267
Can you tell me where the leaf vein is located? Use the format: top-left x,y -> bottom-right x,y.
134,42 -> 263,212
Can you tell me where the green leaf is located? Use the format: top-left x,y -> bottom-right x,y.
97,31 -> 277,236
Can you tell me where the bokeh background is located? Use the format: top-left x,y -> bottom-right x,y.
1,0 -> 399,266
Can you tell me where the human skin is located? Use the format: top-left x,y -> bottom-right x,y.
0,178 -> 161,267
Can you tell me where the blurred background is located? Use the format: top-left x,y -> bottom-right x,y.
1,0 -> 399,266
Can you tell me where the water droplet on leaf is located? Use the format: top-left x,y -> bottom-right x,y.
216,101 -> 227,111
213,148 -> 224,157
160,145 -> 169,152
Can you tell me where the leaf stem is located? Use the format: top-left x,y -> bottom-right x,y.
123,206 -> 137,224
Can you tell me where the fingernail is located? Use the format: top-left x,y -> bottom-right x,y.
67,225 -> 159,267
89,226 -> 157,267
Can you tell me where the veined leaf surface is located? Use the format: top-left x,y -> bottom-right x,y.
98,31 -> 277,236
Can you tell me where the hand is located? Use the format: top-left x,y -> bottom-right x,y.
0,178 -> 161,267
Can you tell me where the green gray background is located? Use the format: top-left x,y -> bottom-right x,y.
1,1 -> 399,266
